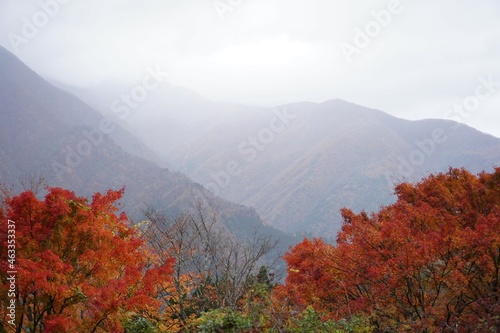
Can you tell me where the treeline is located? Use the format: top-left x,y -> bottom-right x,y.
1,167 -> 499,332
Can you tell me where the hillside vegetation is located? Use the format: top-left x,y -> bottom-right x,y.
1,168 -> 498,332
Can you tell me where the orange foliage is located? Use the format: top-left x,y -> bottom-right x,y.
0,187 -> 173,332
277,168 -> 500,332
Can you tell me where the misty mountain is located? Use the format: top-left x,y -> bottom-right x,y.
64,80 -> 500,237
0,46 -> 292,246
173,100 -> 500,237
50,77 -> 238,168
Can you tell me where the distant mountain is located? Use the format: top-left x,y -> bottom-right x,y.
0,46 -> 293,247
50,77 -> 239,168
65,80 -> 500,237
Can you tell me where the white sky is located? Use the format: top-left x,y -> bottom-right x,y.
1,0 -> 499,137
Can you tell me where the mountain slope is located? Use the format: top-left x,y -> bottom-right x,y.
39,53 -> 500,237
70,86 -> 500,237
179,100 -> 500,236
50,78 -> 238,168
0,46 -> 291,245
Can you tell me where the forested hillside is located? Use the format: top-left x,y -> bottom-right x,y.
67,80 -> 500,236
1,168 -> 498,332
0,46 -> 292,245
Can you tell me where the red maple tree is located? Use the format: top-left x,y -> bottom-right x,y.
0,187 -> 172,333
277,168 -> 500,332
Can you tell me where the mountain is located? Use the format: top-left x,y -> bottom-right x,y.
49,77 -> 239,168
167,100 -> 500,236
64,82 -> 500,237
0,46 -> 293,247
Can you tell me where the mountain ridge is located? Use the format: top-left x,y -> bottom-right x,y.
0,46 -> 293,247
8,45 -> 499,237
63,85 -> 500,236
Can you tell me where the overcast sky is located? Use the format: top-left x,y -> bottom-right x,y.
1,0 -> 499,137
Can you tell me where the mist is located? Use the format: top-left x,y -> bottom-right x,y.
0,0 -> 499,137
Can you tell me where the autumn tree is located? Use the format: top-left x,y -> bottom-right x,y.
141,199 -> 279,331
0,187 -> 172,333
277,168 -> 500,332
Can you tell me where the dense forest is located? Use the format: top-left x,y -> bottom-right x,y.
1,167 -> 499,332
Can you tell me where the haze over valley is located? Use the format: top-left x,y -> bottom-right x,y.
1,1 -> 499,331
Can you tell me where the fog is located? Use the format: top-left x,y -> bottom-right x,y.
1,0 -> 499,137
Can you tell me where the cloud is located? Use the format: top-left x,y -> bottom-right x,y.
0,0 -> 499,136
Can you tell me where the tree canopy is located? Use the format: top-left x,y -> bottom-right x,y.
277,168 -> 500,332
0,187 -> 172,333
1,167 -> 498,332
